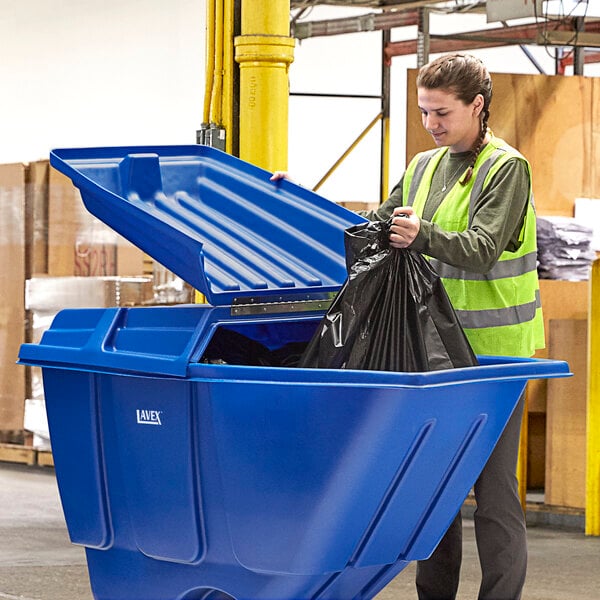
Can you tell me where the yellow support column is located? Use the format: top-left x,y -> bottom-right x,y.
586,258 -> 600,536
517,392 -> 529,510
235,0 -> 294,172
221,0 -> 235,154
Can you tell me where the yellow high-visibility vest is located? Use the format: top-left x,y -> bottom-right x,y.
403,136 -> 545,357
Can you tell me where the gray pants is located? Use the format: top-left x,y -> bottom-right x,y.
415,394 -> 527,600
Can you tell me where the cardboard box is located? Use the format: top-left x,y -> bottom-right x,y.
0,163 -> 26,431
47,166 -> 146,276
25,160 -> 49,276
48,166 -> 115,275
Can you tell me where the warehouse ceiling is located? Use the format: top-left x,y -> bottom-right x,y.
289,0 -> 600,65
290,0 -> 475,7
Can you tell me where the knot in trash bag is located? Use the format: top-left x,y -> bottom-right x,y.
298,218 -> 478,372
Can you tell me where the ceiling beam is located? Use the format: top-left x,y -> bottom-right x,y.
293,10 -> 418,39
385,19 -> 600,57
291,1 -> 463,8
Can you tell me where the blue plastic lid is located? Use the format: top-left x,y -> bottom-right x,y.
50,145 -> 366,306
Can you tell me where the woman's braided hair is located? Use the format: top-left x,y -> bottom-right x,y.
416,53 -> 492,185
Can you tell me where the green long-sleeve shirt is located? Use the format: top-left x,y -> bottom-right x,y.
360,149 -> 531,274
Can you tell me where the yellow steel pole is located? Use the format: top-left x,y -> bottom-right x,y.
210,0 -> 225,125
235,0 -> 295,172
203,0 -> 216,125
221,0 -> 235,154
586,258 -> 600,536
381,114 -> 391,200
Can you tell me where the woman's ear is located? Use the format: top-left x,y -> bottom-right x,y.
472,93 -> 484,117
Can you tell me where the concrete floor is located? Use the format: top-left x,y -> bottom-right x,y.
1,462 -> 599,600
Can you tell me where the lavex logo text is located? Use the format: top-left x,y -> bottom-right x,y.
136,409 -> 163,426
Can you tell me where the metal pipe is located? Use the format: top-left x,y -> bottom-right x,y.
574,16 -> 586,75
202,0 -> 216,125
380,28 -> 391,203
210,0 -> 225,124
291,92 -> 382,99
293,10 -> 419,40
222,0 -> 235,153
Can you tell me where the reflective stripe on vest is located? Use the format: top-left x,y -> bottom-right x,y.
407,149 -> 438,207
455,288 -> 542,329
429,251 -> 538,281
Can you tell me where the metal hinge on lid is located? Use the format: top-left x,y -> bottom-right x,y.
231,293 -> 336,316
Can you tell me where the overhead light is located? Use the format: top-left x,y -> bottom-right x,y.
487,0 -> 543,22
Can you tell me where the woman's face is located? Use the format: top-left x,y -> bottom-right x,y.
417,87 -> 484,153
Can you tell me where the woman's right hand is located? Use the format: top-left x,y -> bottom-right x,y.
389,206 -> 420,248
270,171 -> 294,183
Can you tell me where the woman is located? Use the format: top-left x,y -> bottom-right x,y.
272,52 -> 545,599
365,53 -> 545,600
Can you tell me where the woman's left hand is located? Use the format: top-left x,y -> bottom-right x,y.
389,207 -> 420,248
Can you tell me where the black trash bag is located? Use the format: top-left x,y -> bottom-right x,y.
270,341 -> 311,368
298,217 -> 478,372
201,330 -> 309,367
201,328 -> 274,366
